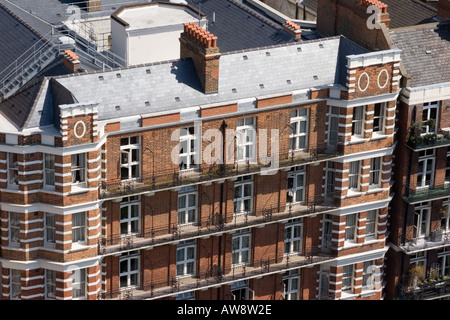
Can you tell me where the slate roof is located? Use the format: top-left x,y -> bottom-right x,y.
0,3 -> 48,79
0,35 -> 368,131
389,21 -> 450,88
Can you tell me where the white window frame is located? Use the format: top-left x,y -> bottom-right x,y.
177,186 -> 197,225
234,175 -> 253,215
72,212 -> 86,246
45,269 -> 56,300
45,212 -> 56,247
287,166 -> 306,204
284,219 -> 303,255
179,127 -> 199,171
71,153 -> 86,187
7,153 -> 19,189
345,214 -> 357,243
9,212 -> 20,247
289,109 -> 309,152
441,200 -> 450,232
232,229 -> 251,266
373,102 -> 385,134
176,240 -> 196,277
369,157 -> 381,189
44,153 -> 55,187
362,261 -> 377,291
417,149 -> 435,190
72,269 -> 86,300
413,202 -> 431,239
351,106 -> 364,137
438,249 -> 450,278
119,251 -> 140,289
445,148 -> 450,185
421,101 -> 439,134
10,269 -> 21,300
348,161 -> 360,192
120,196 -> 140,236
120,136 -> 141,181
365,210 -> 378,241
236,117 -> 256,163
282,270 -> 300,300
341,265 -> 354,293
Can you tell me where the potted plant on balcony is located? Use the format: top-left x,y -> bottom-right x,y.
409,265 -> 424,289
408,122 -> 423,147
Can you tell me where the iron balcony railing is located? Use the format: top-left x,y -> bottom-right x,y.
407,129 -> 450,151
98,196 -> 338,256
99,147 -> 341,201
396,277 -> 450,300
398,231 -> 450,253
402,181 -> 450,204
97,245 -> 336,300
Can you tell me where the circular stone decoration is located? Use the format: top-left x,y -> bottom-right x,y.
358,72 -> 370,92
74,120 -> 87,139
377,69 -> 389,89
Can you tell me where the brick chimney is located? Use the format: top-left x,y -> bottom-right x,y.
317,0 -> 391,50
87,0 -> 101,12
179,22 -> 220,94
438,0 -> 450,20
283,20 -> 302,40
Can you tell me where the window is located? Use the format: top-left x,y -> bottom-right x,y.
45,212 -> 56,246
438,248 -> 450,277
230,280 -> 252,300
373,103 -> 385,134
348,161 -> 360,191
8,153 -> 19,188
409,252 -> 426,280
179,127 -> 198,170
289,109 -> 308,151
413,202 -> 431,239
10,269 -> 21,300
441,202 -> 450,232
369,158 -> 381,188
232,229 -> 251,266
351,106 -> 364,137
176,291 -> 195,300
234,176 -> 253,214
176,240 -> 196,277
44,154 -> 55,187
45,269 -> 56,300
287,166 -> 305,204
282,270 -> 300,300
362,261 -> 377,290
421,101 -> 438,134
284,219 -> 303,255
342,265 -> 354,292
445,147 -> 450,184
236,117 -> 256,162
119,251 -> 140,288
120,196 -> 140,235
9,212 -> 20,246
417,149 -> 435,189
72,212 -> 86,245
72,269 -> 86,299
178,186 -> 197,225
345,214 -> 357,242
120,136 -> 140,181
365,210 -> 377,240
71,153 -> 86,185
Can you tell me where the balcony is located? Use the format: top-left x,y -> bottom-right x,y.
407,129 -> 450,151
402,182 -> 450,204
98,197 -> 338,256
99,147 -> 341,201
398,230 -> 450,253
396,277 -> 450,300
97,245 -> 335,300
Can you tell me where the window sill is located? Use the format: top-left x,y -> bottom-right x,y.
371,133 -> 388,141
70,185 -> 89,195
70,243 -> 90,253
348,136 -> 368,145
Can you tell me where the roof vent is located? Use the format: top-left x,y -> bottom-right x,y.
287,80 -> 292,85
232,88 -> 237,93
426,50 -> 432,54
266,52 -> 271,56
116,73 -> 121,78
259,84 -> 265,89
99,76 -> 104,81
319,43 -> 324,48
145,101 -> 150,106
175,97 -> 180,102
243,55 -> 248,60
146,69 -> 151,74
297,47 -> 302,52
313,75 -> 318,80
115,105 -> 121,111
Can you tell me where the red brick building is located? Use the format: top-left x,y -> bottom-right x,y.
0,1 -> 403,300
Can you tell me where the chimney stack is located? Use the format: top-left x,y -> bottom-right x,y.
179,22 -> 221,94
87,0 -> 101,12
283,21 -> 302,40
438,0 -> 450,20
